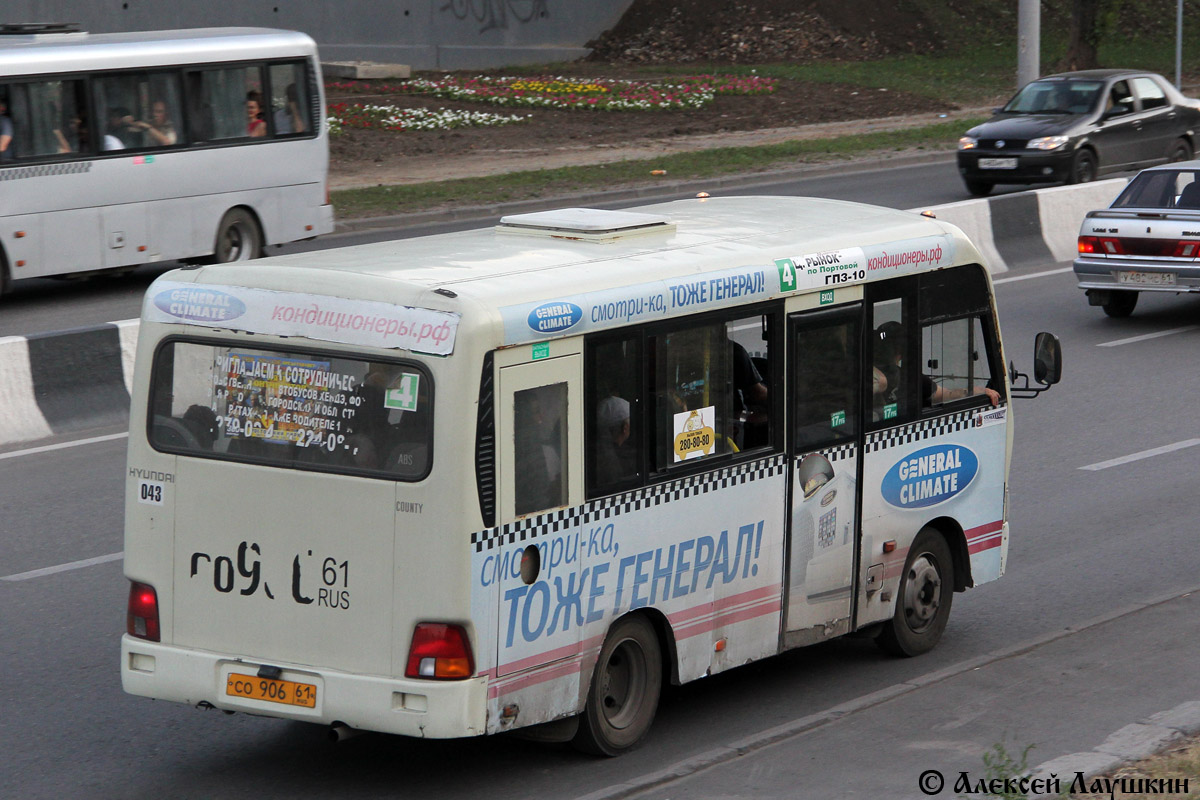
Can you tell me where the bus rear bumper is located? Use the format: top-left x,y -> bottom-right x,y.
120,635 -> 488,739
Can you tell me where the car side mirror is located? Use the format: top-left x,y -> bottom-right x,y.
1033,332 -> 1062,385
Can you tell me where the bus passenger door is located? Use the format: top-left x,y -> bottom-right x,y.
785,306 -> 862,645
494,355 -> 583,679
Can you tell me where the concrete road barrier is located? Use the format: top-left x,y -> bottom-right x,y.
0,179 -> 1129,448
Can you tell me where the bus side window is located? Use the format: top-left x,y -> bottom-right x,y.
650,321 -> 731,470
187,66 -> 264,141
587,335 -> 642,496
922,316 -> 999,407
870,297 -> 909,423
513,383 -> 568,517
268,62 -> 309,136
2,79 -> 89,160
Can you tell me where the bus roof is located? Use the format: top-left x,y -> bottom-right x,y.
0,27 -> 315,75
146,196 -> 979,355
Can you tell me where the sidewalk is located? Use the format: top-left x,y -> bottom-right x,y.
583,587 -> 1200,800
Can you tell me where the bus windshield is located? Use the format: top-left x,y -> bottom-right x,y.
148,340 -> 432,480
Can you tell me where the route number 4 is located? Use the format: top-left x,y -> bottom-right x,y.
385,373 -> 421,411
775,258 -> 798,292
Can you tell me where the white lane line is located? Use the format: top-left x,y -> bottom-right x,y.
0,432 -> 128,461
992,266 -> 1074,285
2,552 -> 123,582
1080,439 -> 1200,471
1097,325 -> 1200,348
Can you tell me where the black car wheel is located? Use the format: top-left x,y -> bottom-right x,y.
1102,291 -> 1138,318
1068,148 -> 1097,184
964,179 -> 994,197
1169,138 -> 1193,162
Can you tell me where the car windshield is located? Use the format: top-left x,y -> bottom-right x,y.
1112,169 -> 1200,209
1003,80 -> 1103,114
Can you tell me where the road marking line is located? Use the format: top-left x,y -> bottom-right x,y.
0,432 -> 128,461
1097,325 -> 1200,347
992,266 -> 1074,285
2,552 -> 124,582
1080,439 -> 1200,471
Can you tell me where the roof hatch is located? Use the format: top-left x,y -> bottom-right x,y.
496,208 -> 675,242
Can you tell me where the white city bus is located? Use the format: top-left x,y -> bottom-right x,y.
0,25 -> 333,296
121,196 -> 1060,755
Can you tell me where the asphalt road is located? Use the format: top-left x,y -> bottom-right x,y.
0,155 -> 1063,338
5,250 -> 1200,797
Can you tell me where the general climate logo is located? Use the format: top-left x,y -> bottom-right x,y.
881,444 -> 978,509
154,287 -> 247,323
527,301 -> 583,334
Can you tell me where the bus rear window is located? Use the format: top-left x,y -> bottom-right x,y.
148,340 -> 432,480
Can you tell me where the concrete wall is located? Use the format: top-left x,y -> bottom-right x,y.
5,1 -> 635,70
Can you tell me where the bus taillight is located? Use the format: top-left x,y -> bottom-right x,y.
127,581 -> 160,642
405,623 -> 474,679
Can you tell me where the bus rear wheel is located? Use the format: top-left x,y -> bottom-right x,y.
876,528 -> 954,657
572,615 -> 662,756
213,209 -> 262,263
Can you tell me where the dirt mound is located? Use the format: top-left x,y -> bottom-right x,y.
587,0 -> 944,64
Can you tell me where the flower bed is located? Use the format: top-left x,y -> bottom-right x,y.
326,74 -> 777,112
326,103 -> 529,134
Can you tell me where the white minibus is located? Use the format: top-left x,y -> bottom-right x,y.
121,196 -> 1060,755
0,25 -> 333,295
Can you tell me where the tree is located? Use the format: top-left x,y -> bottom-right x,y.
1062,0 -> 1104,70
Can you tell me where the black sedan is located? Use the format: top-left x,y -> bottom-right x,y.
957,69 -> 1200,196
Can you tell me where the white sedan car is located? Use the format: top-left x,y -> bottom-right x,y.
1074,160 -> 1200,316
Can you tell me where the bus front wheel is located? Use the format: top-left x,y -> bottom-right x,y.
213,209 -> 262,263
572,615 -> 662,756
876,528 -> 954,657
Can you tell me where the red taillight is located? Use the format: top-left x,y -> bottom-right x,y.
127,581 -> 160,642
1078,235 -> 1099,254
1174,240 -> 1200,258
405,623 -> 474,679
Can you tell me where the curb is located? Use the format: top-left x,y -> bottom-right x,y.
0,177 -> 1126,449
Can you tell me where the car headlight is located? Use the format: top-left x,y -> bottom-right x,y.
958,136 -> 978,150
1028,136 -> 1070,150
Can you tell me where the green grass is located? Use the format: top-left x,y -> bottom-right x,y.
330,118 -> 982,218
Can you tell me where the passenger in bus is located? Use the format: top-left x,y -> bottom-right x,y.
129,100 -> 178,146
246,91 -> 267,137
104,107 -> 135,150
731,340 -> 769,448
273,84 -> 305,134
595,396 -> 635,485
0,95 -> 14,161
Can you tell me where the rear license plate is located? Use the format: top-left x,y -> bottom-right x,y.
978,157 -> 1018,169
1117,270 -> 1176,286
226,672 -> 317,708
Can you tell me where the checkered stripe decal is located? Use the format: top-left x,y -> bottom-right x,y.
864,406 -> 1003,453
818,441 -> 856,463
470,454 -> 789,553
1,162 -> 93,181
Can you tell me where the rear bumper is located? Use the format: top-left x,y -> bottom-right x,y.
121,636 -> 488,739
957,149 -> 1075,184
1073,256 -> 1200,293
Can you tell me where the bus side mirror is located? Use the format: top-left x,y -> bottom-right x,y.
1033,332 -> 1062,385
1008,332 -> 1062,398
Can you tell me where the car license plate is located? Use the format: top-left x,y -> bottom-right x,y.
978,157 -> 1018,169
226,672 -> 317,708
1117,271 -> 1176,286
